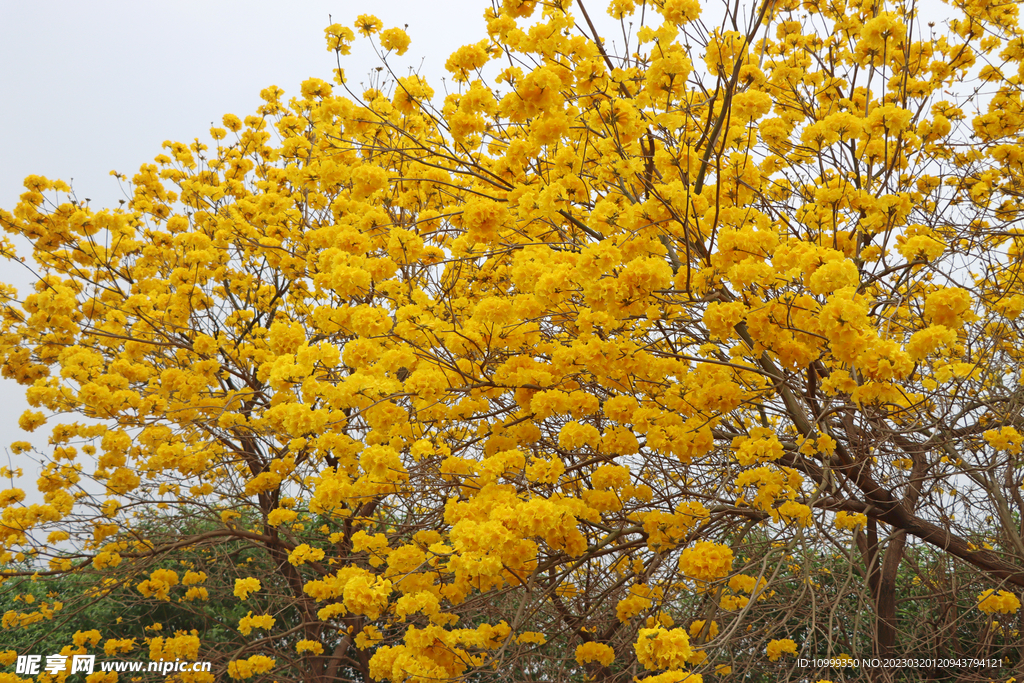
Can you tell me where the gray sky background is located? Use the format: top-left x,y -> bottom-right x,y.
0,0 -> 493,479
0,0 -> 492,211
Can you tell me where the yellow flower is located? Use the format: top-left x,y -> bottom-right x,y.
182,571 -> 207,586
984,427 -> 1024,454
977,589 -> 1022,614
678,541 -> 734,582
834,511 -> 868,531
136,569 -> 178,601
234,577 -> 261,600
238,612 -> 276,636
688,620 -> 720,640
354,14 -> 383,37
355,625 -> 384,650
228,655 -> 275,680
17,410 -> 45,432
324,23 -> 355,53
766,638 -> 798,661
924,287 -> 974,327
73,629 -> 101,647
268,508 -> 299,527
731,90 -> 772,121
184,587 -> 209,602
635,627 -> 694,670
380,28 -> 411,55
445,41 -> 491,80
575,642 -> 615,667
288,543 -> 326,566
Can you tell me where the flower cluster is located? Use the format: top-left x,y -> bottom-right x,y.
977,590 -> 1022,614
678,542 -> 734,583
766,638 -> 798,662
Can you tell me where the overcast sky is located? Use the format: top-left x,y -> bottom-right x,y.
0,0 -> 494,211
0,0 -> 497,477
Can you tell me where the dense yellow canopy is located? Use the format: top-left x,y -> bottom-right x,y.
3,0 -> 1024,680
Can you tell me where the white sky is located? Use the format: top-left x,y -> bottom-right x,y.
0,0 -> 492,211
0,0 -> 492,479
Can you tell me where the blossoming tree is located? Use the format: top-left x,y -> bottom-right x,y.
2,0 -> 1024,681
